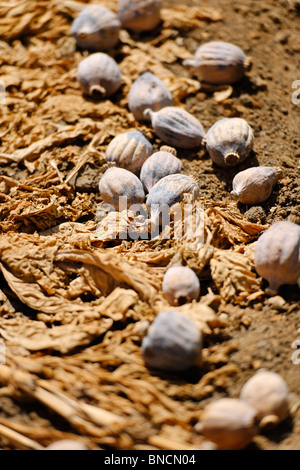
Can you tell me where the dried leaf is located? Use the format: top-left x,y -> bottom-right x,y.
0,314 -> 113,354
55,249 -> 159,301
213,85 -> 233,102
161,6 -> 222,29
154,40 -> 192,63
205,203 -> 268,247
0,121 -> 101,164
210,249 -> 264,303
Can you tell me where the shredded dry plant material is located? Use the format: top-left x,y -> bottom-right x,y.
0,0 -> 299,451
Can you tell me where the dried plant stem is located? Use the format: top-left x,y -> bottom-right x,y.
148,435 -> 200,450
0,423 -> 44,450
0,365 -> 124,435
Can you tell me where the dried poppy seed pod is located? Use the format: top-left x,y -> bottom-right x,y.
240,370 -> 289,428
206,118 -> 254,167
141,310 -> 202,371
231,166 -> 282,205
288,209 -> 300,225
160,145 -> 177,156
71,5 -> 121,51
45,440 -> 88,450
195,399 -> 258,450
99,167 -> 145,210
162,265 -> 200,306
144,107 -> 205,149
140,150 -> 182,192
254,221 -> 300,294
77,53 -> 122,99
183,41 -> 251,85
146,174 -> 201,223
117,0 -> 161,32
105,131 -> 153,175
128,72 -> 173,122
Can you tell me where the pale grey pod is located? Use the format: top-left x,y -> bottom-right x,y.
117,0 -> 161,32
231,166 -> 282,204
240,370 -> 289,427
183,41 -> 251,85
146,174 -> 201,223
77,53 -> 122,98
162,265 -> 200,306
105,131 -> 153,175
144,107 -> 205,149
206,118 -> 254,167
45,440 -> 88,450
71,5 -> 121,51
196,399 -> 258,450
99,167 -> 145,210
140,150 -> 182,192
128,72 -> 173,122
254,221 -> 300,294
141,310 -> 202,371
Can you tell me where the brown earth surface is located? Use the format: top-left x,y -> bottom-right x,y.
0,0 -> 299,451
